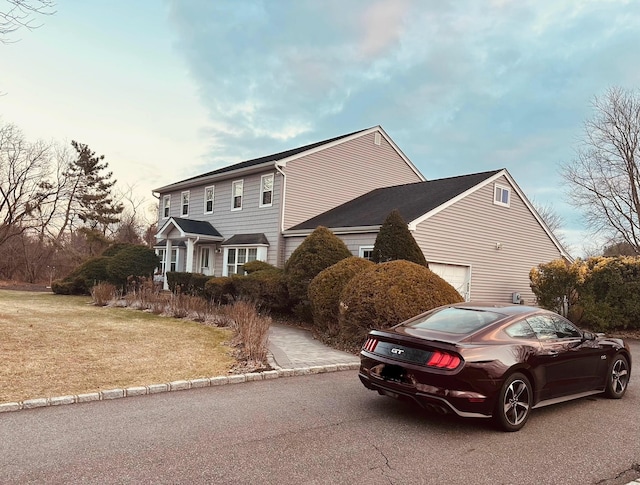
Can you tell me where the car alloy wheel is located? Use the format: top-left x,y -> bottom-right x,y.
605,354 -> 630,399
495,373 -> 532,432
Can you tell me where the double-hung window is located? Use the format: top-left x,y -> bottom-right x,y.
260,174 -> 274,207
162,195 -> 170,218
494,184 -> 511,207
226,247 -> 257,275
204,186 -> 214,214
359,246 -> 374,261
181,191 -> 190,216
232,180 -> 243,210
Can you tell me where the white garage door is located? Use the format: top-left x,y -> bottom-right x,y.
429,263 -> 471,301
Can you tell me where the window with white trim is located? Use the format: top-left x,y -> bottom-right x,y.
359,246 -> 375,261
260,174 -> 274,207
494,184 -> 511,207
170,248 -> 178,272
156,248 -> 178,273
181,191 -> 190,216
156,249 -> 166,272
204,186 -> 214,214
232,180 -> 243,210
226,247 -> 257,275
162,195 -> 170,218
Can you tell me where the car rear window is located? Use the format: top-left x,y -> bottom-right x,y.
403,307 -> 503,334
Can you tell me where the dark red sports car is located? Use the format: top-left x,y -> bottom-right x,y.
359,303 -> 632,431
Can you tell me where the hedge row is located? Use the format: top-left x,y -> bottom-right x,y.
530,256 -> 640,331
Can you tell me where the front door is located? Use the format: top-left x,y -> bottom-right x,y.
199,247 -> 213,276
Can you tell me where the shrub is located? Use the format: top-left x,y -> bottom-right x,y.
234,269 -> 289,312
106,245 -> 160,290
91,282 -> 118,306
224,300 -> 271,366
529,259 -> 585,318
372,209 -> 427,266
308,257 -> 375,335
338,260 -> 464,349
579,256 -> 640,331
52,257 -> 111,295
205,276 -> 237,304
101,242 -> 135,257
166,271 -> 192,293
284,226 -> 353,316
243,260 -> 277,274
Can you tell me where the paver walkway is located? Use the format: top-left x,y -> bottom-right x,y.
267,323 -> 359,369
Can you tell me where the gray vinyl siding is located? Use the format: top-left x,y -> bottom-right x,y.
157,170 -> 282,275
282,132 -> 423,229
283,232 -> 378,262
413,176 -> 563,304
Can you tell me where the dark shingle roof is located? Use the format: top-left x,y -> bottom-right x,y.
288,170 -> 502,230
172,217 -> 223,238
161,128 -> 370,189
222,233 -> 270,246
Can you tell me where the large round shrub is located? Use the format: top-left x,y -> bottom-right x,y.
308,257 -> 375,335
106,245 -> 160,288
205,276 -> 236,304
52,256 -> 110,295
234,268 -> 289,312
338,260 -> 464,349
372,209 -> 427,266
284,226 -> 353,313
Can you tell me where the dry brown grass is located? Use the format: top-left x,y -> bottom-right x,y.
0,290 -> 236,403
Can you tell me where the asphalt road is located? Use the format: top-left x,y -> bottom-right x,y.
1,342 -> 638,485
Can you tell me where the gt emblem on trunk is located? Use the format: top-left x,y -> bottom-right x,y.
391,348 -> 405,355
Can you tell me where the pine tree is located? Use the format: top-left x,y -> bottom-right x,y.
66,141 -> 123,234
372,209 -> 428,266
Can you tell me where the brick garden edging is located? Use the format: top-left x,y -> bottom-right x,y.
0,363 -> 360,414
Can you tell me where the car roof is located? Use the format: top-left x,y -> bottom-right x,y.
448,302 -> 544,316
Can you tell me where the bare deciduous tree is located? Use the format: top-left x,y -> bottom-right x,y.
562,87 -> 640,253
0,122 -> 52,247
0,0 -> 55,41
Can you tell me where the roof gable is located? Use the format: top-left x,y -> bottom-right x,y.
287,170 -> 502,231
153,126 -> 424,193
156,217 -> 223,240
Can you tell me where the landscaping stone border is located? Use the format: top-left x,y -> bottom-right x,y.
0,362 -> 360,414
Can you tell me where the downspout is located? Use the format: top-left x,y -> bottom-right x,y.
274,163 -> 287,268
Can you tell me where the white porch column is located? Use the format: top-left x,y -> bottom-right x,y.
186,238 -> 195,273
164,240 -> 172,290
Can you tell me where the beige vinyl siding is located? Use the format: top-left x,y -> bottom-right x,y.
413,176 -> 562,304
282,131 -> 423,229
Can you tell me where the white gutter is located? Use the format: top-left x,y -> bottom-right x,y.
274,163 -> 287,232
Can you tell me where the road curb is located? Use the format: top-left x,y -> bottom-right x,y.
0,362 -> 360,414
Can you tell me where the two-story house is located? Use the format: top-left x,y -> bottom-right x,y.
153,125 -> 570,303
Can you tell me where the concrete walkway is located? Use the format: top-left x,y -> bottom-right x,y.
267,323 -> 360,370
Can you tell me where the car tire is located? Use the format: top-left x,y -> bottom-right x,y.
604,354 -> 630,399
494,372 -> 532,432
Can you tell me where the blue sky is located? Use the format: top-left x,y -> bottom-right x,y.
2,0 -> 640,256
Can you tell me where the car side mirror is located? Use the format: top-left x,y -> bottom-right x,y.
582,331 -> 595,341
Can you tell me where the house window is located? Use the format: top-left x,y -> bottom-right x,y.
181,191 -> 190,216
200,247 -> 210,272
204,186 -> 214,214
170,249 -> 178,272
226,247 -> 258,275
162,195 -> 170,218
157,248 -> 177,273
359,246 -> 374,261
494,184 -> 511,207
260,174 -> 274,207
232,180 -> 243,210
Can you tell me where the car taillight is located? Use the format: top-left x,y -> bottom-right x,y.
426,351 -> 461,370
363,337 -> 378,353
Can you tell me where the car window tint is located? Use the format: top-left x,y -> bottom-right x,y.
526,315 -> 558,339
505,320 -> 537,339
551,316 -> 582,338
404,307 -> 502,334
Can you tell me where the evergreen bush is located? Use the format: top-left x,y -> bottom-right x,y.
204,276 -> 236,304
338,260 -> 463,349
234,269 -> 289,312
308,257 -> 375,335
284,226 -> 353,318
106,245 -> 160,289
529,259 -> 585,318
372,209 -> 427,266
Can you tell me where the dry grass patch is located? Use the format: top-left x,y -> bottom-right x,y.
0,290 -> 235,403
